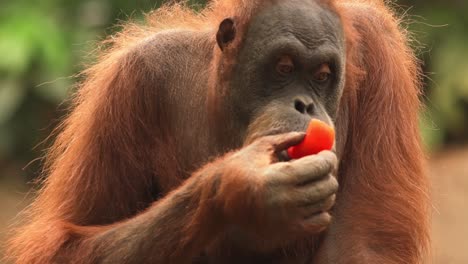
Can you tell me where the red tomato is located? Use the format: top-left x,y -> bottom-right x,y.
287,119 -> 335,159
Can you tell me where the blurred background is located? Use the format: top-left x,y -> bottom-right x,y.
0,0 -> 467,263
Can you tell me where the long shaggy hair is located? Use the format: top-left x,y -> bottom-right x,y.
6,1 -> 430,263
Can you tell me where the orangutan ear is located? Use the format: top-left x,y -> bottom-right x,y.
216,18 -> 236,51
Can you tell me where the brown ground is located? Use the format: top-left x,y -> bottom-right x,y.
1,147 -> 468,263
429,147 -> 468,264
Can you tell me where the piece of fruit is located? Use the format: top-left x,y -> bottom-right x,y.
287,119 -> 335,159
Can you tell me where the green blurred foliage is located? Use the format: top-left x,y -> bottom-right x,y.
404,1 -> 468,150
0,0 -> 170,180
0,0 -> 466,182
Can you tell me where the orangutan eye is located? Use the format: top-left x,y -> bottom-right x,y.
313,63 -> 332,83
276,55 -> 295,75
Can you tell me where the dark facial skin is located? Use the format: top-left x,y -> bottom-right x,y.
227,1 -> 346,147
204,1 -> 345,258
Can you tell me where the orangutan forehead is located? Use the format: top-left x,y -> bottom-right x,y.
245,0 -> 343,47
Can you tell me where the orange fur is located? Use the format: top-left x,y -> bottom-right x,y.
6,1 -> 429,263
